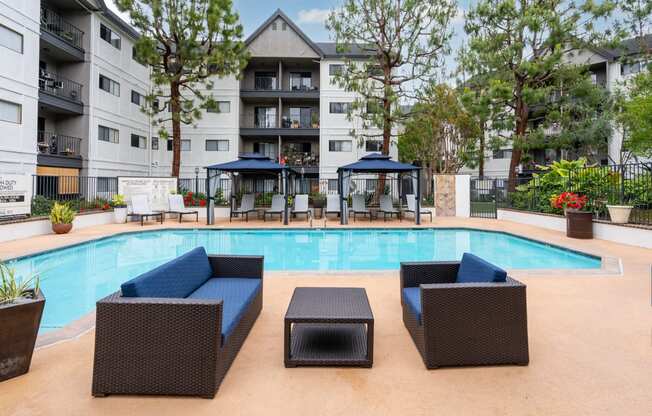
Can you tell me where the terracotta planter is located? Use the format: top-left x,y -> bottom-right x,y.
52,223 -> 72,234
566,211 -> 593,239
0,290 -> 45,382
606,205 -> 633,224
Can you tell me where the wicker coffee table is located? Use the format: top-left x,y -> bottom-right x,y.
284,287 -> 374,368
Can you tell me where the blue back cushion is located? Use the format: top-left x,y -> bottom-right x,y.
121,247 -> 212,298
402,287 -> 422,324
456,253 -> 507,283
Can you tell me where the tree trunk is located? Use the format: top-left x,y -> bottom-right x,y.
170,81 -> 181,178
507,88 -> 528,191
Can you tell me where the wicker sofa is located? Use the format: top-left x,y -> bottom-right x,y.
92,247 -> 263,398
400,253 -> 529,369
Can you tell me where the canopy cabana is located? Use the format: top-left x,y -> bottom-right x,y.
336,153 -> 421,225
206,153 -> 290,224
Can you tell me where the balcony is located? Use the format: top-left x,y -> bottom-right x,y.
37,131 -> 83,168
40,6 -> 85,62
38,71 -> 83,115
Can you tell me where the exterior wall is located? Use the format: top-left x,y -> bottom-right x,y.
0,0 -> 40,176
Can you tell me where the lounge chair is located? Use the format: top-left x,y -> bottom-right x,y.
405,194 -> 432,222
291,194 -> 310,220
230,193 -> 256,222
379,195 -> 400,221
167,194 -> 199,223
351,194 -> 371,221
92,247 -> 264,398
127,194 -> 164,225
264,194 -> 285,222
325,194 -> 341,218
400,253 -> 529,369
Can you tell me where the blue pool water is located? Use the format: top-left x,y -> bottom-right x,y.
7,228 -> 600,332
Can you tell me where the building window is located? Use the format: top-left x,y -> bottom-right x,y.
167,139 -> 191,151
255,107 -> 277,128
329,140 -> 352,152
0,24 -> 23,54
0,99 -> 22,124
100,23 -> 121,49
131,90 -> 143,105
205,139 -> 229,151
328,179 -> 338,192
99,74 -> 120,96
365,141 -> 383,152
130,134 -> 146,149
289,72 -> 312,90
254,72 -> 277,90
152,137 -> 159,150
329,102 -> 351,114
98,125 -> 119,143
329,64 -> 344,76
207,101 -> 230,113
492,149 -> 513,159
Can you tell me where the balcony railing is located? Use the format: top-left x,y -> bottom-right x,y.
37,131 -> 82,157
40,6 -> 84,50
39,71 -> 83,103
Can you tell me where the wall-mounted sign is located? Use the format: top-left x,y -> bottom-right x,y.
0,174 -> 30,217
118,177 -> 178,212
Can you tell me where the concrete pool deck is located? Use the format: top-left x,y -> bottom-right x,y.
0,217 -> 651,415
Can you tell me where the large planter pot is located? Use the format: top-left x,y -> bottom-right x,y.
606,205 -> 633,224
51,223 -> 72,234
0,290 -> 45,382
566,211 -> 593,239
113,207 -> 127,223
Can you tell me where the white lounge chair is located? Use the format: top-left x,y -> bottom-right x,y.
231,193 -> 256,222
325,194 -> 341,218
264,194 -> 285,222
127,194 -> 164,226
351,194 -> 371,222
167,194 -> 199,223
292,194 -> 310,220
379,195 -> 400,222
405,194 -> 432,222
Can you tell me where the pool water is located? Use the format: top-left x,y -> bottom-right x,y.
8,228 -> 600,332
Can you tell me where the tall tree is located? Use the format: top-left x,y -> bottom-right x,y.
463,0 -> 615,188
326,0 -> 457,154
116,0 -> 248,177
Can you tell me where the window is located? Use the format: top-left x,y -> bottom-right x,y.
329,64 -> 344,76
100,23 -> 121,49
254,72 -> 277,90
329,140 -> 352,152
492,149 -> 512,159
167,139 -> 191,151
130,134 -> 146,149
152,137 -> 159,150
329,102 -> 351,114
0,99 -> 21,124
205,139 -> 229,151
328,179 -> 338,192
207,101 -> 230,113
289,72 -> 312,90
99,74 -> 120,96
365,141 -> 383,152
98,125 -> 119,143
0,24 -> 23,53
131,90 -> 143,105
255,107 -> 277,128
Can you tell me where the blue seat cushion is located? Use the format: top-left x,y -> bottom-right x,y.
187,277 -> 262,341
456,253 -> 507,283
121,247 -> 212,298
402,287 -> 422,324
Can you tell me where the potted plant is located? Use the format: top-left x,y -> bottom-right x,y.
551,192 -> 593,239
111,194 -> 128,223
0,262 -> 44,382
49,202 -> 75,234
311,112 -> 319,128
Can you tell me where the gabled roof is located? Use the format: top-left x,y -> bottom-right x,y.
245,9 -> 323,58
338,153 -> 419,173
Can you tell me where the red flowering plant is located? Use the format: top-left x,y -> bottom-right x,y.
550,192 -> 588,214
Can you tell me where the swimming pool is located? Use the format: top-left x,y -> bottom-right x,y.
8,228 -> 600,332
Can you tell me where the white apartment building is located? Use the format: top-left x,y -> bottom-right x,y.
0,3 -> 394,191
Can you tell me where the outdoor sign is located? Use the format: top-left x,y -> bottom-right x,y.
118,177 -> 178,212
0,174 -> 30,217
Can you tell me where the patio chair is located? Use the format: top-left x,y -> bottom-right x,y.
167,194 -> 199,223
291,194 -> 310,220
351,194 -> 371,222
325,194 -> 341,218
92,247 -> 264,398
126,194 -> 164,225
379,195 -> 400,222
400,253 -> 529,369
264,194 -> 285,222
405,194 -> 432,222
230,193 -> 256,222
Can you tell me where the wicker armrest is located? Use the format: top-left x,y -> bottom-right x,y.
400,261 -> 459,289
208,255 -> 264,279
